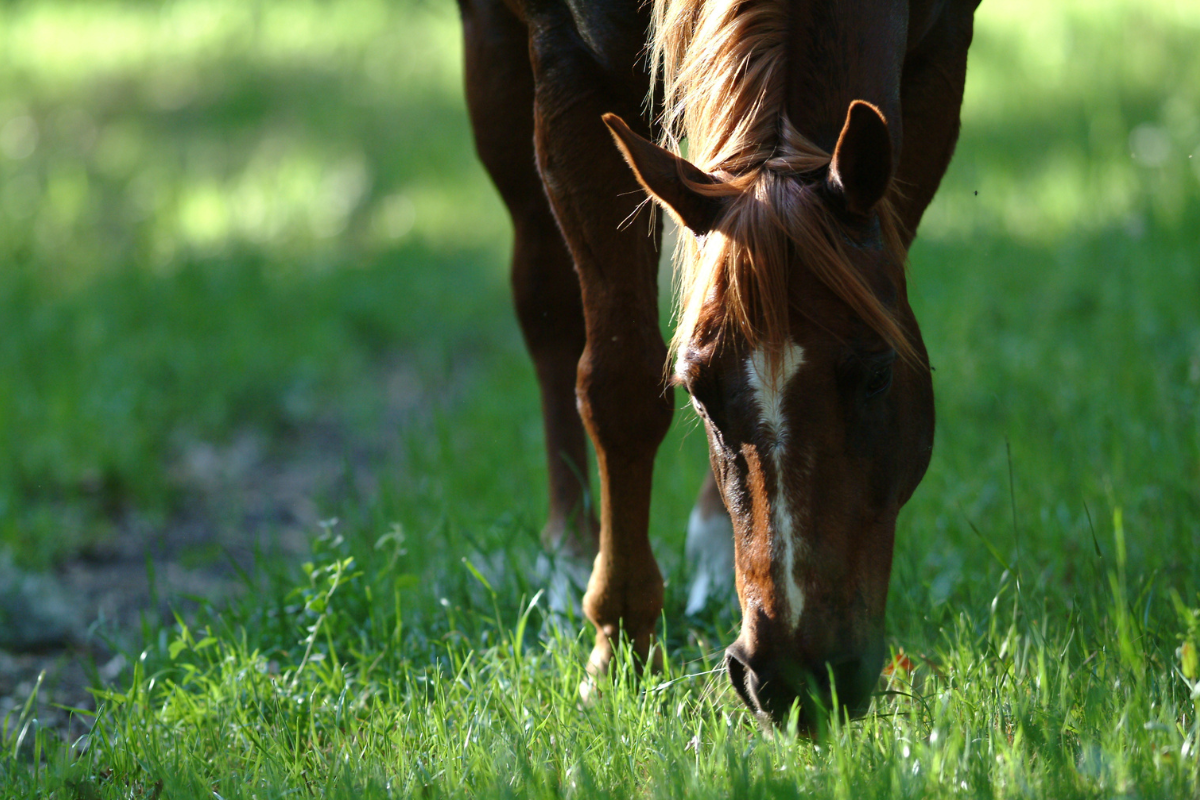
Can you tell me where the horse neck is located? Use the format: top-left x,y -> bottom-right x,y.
784,0 -> 908,155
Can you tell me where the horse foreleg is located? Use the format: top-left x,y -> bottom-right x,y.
460,0 -> 597,561
527,12 -> 672,678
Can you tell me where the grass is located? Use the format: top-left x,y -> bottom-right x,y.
1,0 -> 1199,796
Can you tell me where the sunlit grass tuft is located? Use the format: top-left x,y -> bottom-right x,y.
12,527 -> 1198,797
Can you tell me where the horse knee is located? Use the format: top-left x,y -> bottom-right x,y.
575,347 -> 673,457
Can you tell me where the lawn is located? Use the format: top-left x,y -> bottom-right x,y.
0,0 -> 1198,797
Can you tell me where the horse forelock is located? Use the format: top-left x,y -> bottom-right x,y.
653,0 -> 913,375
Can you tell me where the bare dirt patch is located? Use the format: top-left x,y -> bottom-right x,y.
0,360 -> 454,748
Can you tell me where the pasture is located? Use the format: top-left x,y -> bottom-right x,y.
0,0 -> 1198,796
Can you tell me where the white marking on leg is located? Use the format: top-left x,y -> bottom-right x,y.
684,504 -> 735,615
744,344 -> 807,631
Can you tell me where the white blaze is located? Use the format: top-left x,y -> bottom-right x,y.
744,344 -> 806,630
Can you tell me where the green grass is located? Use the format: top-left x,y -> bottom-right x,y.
1,0 -> 1199,796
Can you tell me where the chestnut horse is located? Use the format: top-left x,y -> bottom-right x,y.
457,0 -> 979,728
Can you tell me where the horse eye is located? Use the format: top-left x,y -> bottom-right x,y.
687,372 -> 728,428
687,370 -> 717,405
864,364 -> 893,399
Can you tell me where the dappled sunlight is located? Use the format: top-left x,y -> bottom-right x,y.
1,0 -> 464,95
0,0 -> 506,289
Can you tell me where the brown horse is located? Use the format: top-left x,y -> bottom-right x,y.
457,0 -> 980,729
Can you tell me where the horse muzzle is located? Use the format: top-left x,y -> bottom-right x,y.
724,639 -> 882,732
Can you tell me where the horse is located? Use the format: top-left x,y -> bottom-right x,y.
456,0 -> 980,730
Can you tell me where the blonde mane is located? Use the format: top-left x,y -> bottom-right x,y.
650,0 -> 914,370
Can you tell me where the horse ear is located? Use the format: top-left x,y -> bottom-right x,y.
828,100 -> 893,216
602,113 -> 725,235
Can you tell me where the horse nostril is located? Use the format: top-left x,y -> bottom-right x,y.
725,645 -> 882,729
724,649 -> 755,713
725,646 -> 798,725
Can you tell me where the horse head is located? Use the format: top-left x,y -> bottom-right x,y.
606,101 -> 935,731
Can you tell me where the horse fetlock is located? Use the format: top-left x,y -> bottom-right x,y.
582,560 -> 663,622
586,623 -> 663,679
581,595 -> 662,641
582,565 -> 663,676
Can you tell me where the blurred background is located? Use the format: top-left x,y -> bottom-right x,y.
0,0 -> 1196,726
